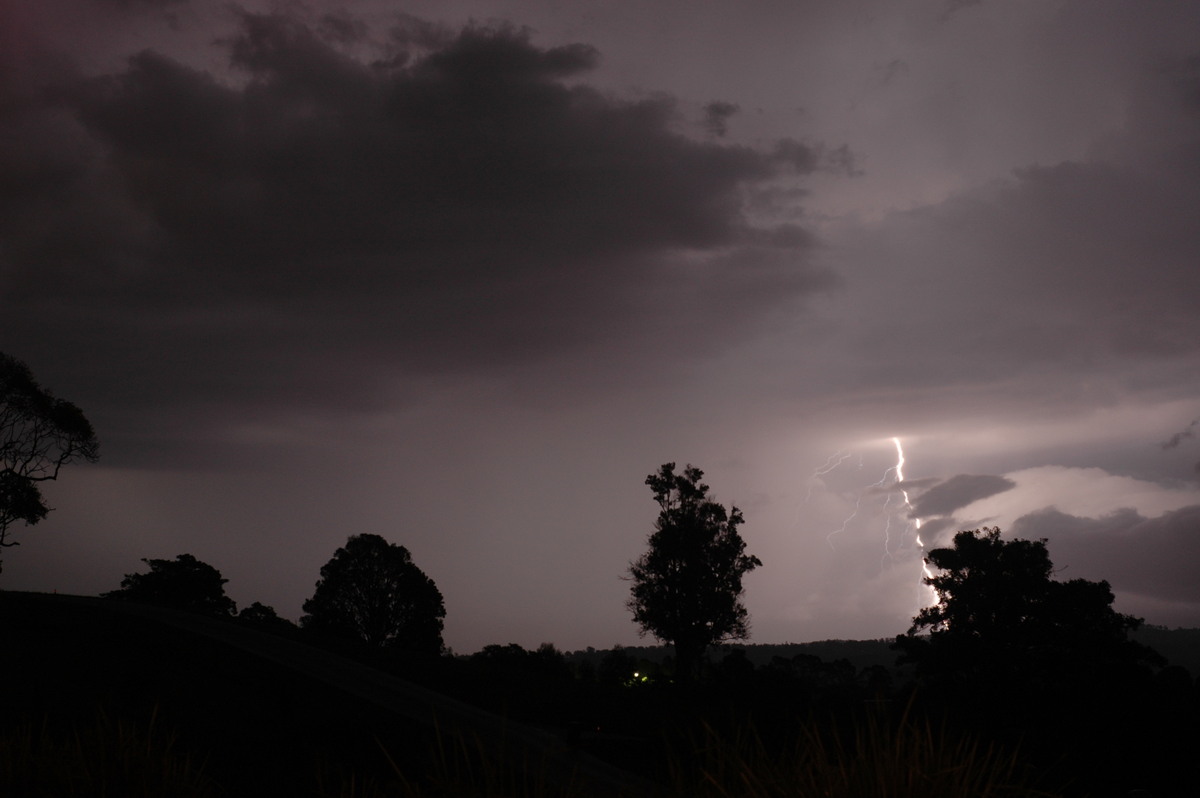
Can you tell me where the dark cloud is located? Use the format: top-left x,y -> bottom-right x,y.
703,100 -> 739,137
874,58 -> 908,86
768,139 -> 859,177
1162,419 -> 1199,450
939,0 -> 983,23
317,11 -> 369,46
98,0 -> 183,7
770,138 -> 820,173
910,473 -> 1016,518
1012,505 -> 1200,604
0,11 -> 830,461
820,59 -> 1200,415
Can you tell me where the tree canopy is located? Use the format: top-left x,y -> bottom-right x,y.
301,534 -> 445,655
104,553 -> 237,617
627,463 -> 761,680
237,601 -> 297,632
0,353 -> 98,573
895,527 -> 1160,693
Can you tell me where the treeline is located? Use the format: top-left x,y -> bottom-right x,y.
88,494 -> 1200,796
102,534 -> 447,657
420,631 -> 1199,797
21,530 -> 1200,796
565,639 -> 900,671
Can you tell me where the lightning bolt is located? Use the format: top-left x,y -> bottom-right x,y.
802,449 -> 862,547
892,436 -> 937,603
804,449 -> 852,503
813,444 -> 888,549
809,438 -> 935,603
826,494 -> 863,549
867,440 -> 905,563
892,437 -> 914,520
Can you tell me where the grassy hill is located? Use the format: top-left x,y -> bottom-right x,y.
2,592 -> 436,795
0,591 -> 644,798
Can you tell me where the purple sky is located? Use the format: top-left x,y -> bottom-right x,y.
3,0 -> 1199,653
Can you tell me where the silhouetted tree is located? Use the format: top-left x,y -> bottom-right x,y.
238,601 -> 297,632
104,553 -> 237,616
0,353 -> 98,574
627,463 -> 761,681
301,534 -> 445,655
895,527 -> 1160,693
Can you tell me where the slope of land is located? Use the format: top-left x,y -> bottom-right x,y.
0,591 -> 651,797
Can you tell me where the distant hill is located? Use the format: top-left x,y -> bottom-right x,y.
569,630 -> 1200,677
733,640 -> 900,670
2,591 -> 425,795
566,639 -> 900,673
1133,625 -> 1200,675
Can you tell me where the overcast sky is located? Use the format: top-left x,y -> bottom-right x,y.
3,0 -> 1199,653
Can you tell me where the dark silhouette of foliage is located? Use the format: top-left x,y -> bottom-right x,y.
104,553 -> 237,617
627,463 -> 761,680
458,643 -> 580,722
301,534 -> 445,655
895,527 -> 1158,686
893,527 -> 1171,795
237,602 -> 297,632
892,528 -> 1190,796
0,353 -> 98,573
470,642 -> 572,682
596,646 -> 640,686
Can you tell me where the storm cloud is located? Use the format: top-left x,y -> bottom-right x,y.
1012,505 -> 1200,611
1162,419 -> 1199,450
1,9 -> 832,460
910,474 -> 1016,518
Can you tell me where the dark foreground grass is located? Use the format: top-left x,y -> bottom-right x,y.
665,709 -> 1061,798
0,709 -> 218,798
0,593 -> 1065,797
0,711 -> 596,798
0,707 -> 1062,798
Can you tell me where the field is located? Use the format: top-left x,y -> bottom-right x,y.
3,592 -> 1197,797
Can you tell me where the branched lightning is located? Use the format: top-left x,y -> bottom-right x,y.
806,436 -> 936,607
804,449 -> 851,503
825,494 -> 863,549
867,439 -> 904,564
